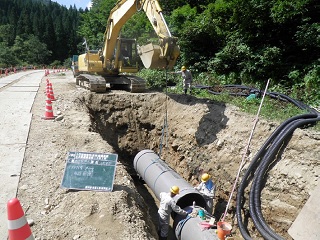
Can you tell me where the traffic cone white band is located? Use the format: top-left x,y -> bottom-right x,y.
7,198 -> 35,240
7,215 -> 28,230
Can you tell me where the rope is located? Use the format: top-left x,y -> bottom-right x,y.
158,69 -> 169,157
221,78 -> 271,222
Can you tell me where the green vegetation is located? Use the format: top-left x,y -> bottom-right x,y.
0,0 -> 319,111
0,0 -> 84,67
138,68 -> 318,129
168,85 -> 304,119
168,86 -> 320,131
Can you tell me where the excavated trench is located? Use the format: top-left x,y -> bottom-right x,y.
81,91 -> 231,239
84,92 -> 184,237
81,92 -> 230,193
78,90 -> 320,240
85,94 -> 159,174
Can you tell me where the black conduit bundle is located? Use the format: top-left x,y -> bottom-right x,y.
248,114 -> 319,239
199,84 -> 320,239
235,114 -> 316,239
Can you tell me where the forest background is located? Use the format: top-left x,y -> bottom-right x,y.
0,0 -> 319,106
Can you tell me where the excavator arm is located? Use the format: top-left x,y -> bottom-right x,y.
102,0 -> 180,70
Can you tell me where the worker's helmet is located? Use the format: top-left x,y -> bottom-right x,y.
201,173 -> 210,182
181,66 -> 186,71
170,185 -> 180,195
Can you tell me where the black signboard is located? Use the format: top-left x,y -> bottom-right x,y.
61,151 -> 118,191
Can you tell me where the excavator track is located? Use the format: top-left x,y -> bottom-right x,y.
124,75 -> 146,93
76,74 -> 146,93
76,74 -> 107,93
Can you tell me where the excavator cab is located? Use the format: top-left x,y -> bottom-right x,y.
116,38 -> 139,73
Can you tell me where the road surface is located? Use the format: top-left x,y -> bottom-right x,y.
0,70 -> 44,238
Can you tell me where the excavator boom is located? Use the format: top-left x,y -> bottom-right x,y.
103,0 -> 179,70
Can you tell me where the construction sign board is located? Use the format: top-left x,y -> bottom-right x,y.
61,151 -> 118,191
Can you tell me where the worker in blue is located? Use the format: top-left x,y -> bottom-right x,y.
194,173 -> 216,214
158,185 -> 188,240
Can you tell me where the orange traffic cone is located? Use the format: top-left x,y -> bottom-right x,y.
7,198 -> 35,240
42,95 -> 55,120
45,83 -> 51,95
48,83 -> 56,101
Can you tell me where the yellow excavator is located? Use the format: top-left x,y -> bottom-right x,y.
76,0 -> 180,93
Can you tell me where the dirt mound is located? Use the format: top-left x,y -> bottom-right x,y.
18,71 -> 319,239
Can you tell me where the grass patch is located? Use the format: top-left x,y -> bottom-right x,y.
166,87 -> 319,131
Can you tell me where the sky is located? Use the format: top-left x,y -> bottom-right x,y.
53,0 -> 92,10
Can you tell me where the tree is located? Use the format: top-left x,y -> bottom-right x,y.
0,24 -> 15,45
0,43 -> 18,67
78,0 -> 117,49
12,35 -> 51,65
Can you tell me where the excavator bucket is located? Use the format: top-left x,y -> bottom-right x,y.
138,43 -> 166,69
138,43 -> 178,70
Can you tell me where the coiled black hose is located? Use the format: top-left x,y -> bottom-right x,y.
249,114 -> 319,240
235,113 -> 317,239
202,84 -> 320,239
233,92 -> 319,239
